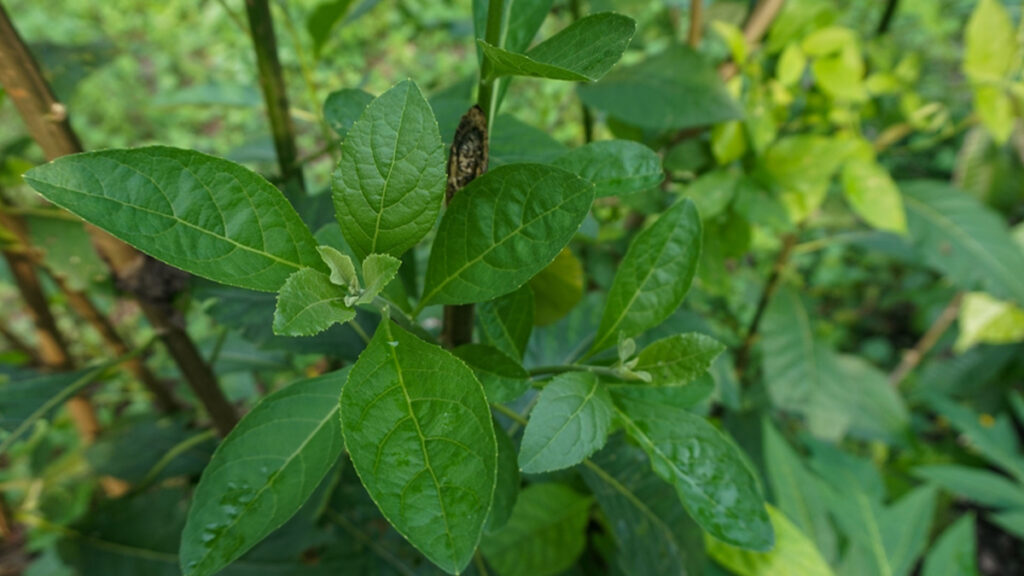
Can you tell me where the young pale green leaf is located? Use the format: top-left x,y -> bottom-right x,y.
317,245 -> 359,289
478,285 -> 535,360
518,372 -> 614,474
955,292 -> 1024,351
23,146 -> 325,292
553,140 -> 663,198
273,269 -> 355,336
590,199 -> 702,354
480,483 -> 592,576
613,396 -> 773,551
902,180 -> 1024,307
529,247 -> 583,326
180,370 -> 348,576
578,45 -> 743,131
478,13 -> 635,83
333,80 -> 445,260
922,514 -> 978,576
340,321 -> 497,574
973,85 -> 1016,144
323,88 -> 373,139
359,253 -> 401,304
452,344 -> 531,404
581,436 -> 707,576
705,505 -> 835,576
634,333 -> 726,387
964,0 -> 1016,82
758,136 -> 854,223
841,157 -> 907,234
421,164 -> 594,307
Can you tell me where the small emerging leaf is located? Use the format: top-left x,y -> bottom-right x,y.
317,245 -> 359,289
273,269 -> 355,336
359,253 -> 401,304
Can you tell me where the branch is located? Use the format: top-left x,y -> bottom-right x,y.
688,0 -> 703,47
876,0 -> 901,36
0,4 -> 235,434
244,0 -> 306,194
888,292 -> 963,388
734,233 -> 797,382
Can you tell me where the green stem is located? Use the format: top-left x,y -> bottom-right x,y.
527,364 -> 629,381
477,0 -> 506,133
243,0 -> 306,194
131,429 -> 217,494
491,402 -> 528,426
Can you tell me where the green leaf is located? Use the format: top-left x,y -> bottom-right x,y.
613,396 -> 773,550
488,421 -> 520,532
578,45 -> 743,131
711,121 -> 748,165
758,136 -> 852,223
712,20 -> 747,65
452,344 -> 531,404
973,85 -> 1016,144
477,285 -> 534,360
777,44 -> 806,86
180,370 -> 348,576
340,322 -> 497,574
915,465 -> 1024,509
679,169 -> 740,220
360,253 -> 401,304
480,483 -> 592,576
23,215 -> 106,290
762,420 -> 838,563
590,199 -> 702,354
518,372 -> 614,474
23,146 -> 325,292
842,158 -> 907,234
581,436 -> 707,576
323,87 -> 373,139
955,292 -> 1024,351
706,505 -> 835,576
991,509 -> 1024,539
881,486 -> 938,576
634,333 -> 725,387
478,13 -> 635,83
472,0 -> 555,55
332,80 -> 445,260
811,43 -> 866,102
489,115 -> 567,167
964,0 -> 1016,82
421,164 -> 594,307
307,0 -> 355,57
922,514 -> 978,576
273,269 -> 355,336
553,140 -> 663,198
529,247 -> 583,326
317,245 -> 359,289
928,396 -> 1024,483
902,180 -> 1024,307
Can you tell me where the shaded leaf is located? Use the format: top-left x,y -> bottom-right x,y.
323,87 -> 374,139
553,140 -> 663,198
529,247 -> 583,326
477,285 -> 534,361
452,344 -> 531,404
705,505 -> 834,576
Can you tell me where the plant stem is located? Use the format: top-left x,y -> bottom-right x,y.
734,233 -> 797,383
491,402 -> 528,426
888,292 -> 963,387
476,0 -> 505,131
570,0 -> 594,143
688,0 -> 703,47
0,5 -> 235,434
876,0 -> 900,36
243,0 -> 306,194
527,364 -> 628,380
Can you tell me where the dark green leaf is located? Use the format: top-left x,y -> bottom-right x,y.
529,247 -> 583,326
24,147 -> 326,292
340,322 -> 497,574
323,87 -> 374,139
902,180 -> 1024,306
480,483 -> 592,576
553,140 -> 663,198
180,370 -> 348,576
273,269 -> 355,336
421,164 -> 594,306
452,344 -> 531,404
472,0 -> 555,55
590,199 -> 702,354
928,396 -> 1024,483
489,421 -> 520,532
922,514 -> 978,576
478,285 -> 534,361
488,115 -> 567,167
613,397 -> 773,550
478,13 -> 635,82
519,372 -> 613,473
307,0 -> 355,57
333,80 -> 445,260
581,435 -> 706,576
577,45 -> 743,131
